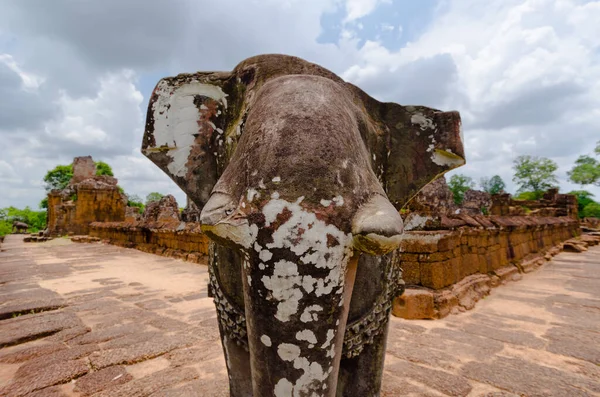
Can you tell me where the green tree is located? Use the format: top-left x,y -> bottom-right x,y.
582,202 -> 600,218
568,190 -> 595,218
127,194 -> 145,213
480,175 -> 506,195
512,155 -> 558,199
42,161 -> 114,192
448,174 -> 475,205
43,164 -> 74,191
568,148 -> 600,187
145,192 -> 164,205
95,161 -> 114,176
39,197 -> 48,209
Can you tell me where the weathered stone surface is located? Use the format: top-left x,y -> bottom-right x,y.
0,358 -> 89,396
0,311 -> 83,348
69,323 -> 140,345
461,189 -> 492,215
181,197 -> 201,223
1,227 -> 599,397
392,289 -> 435,319
89,334 -> 194,369
462,356 -> 600,396
93,367 -> 199,397
0,342 -> 67,364
71,156 -> 96,184
71,235 -> 100,243
73,365 -> 132,396
0,298 -> 65,320
545,325 -> 600,364
403,176 -> 457,231
564,240 -> 588,252
386,360 -> 473,396
142,194 -> 181,223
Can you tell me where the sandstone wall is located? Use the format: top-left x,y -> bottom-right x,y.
393,215 -> 581,320
490,189 -> 578,219
89,221 -> 210,263
398,216 -> 579,290
47,187 -> 126,236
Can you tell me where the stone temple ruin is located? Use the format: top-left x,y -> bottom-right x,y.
29,55 -> 598,397
46,156 -> 126,236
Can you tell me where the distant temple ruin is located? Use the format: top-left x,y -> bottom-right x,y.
46,156 -> 127,236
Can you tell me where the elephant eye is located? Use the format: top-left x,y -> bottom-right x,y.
225,209 -> 233,216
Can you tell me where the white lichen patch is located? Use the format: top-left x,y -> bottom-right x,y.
277,343 -> 301,362
258,198 -> 353,321
411,113 -> 436,131
332,195 -> 344,206
271,192 -> 280,199
290,357 -> 330,396
296,330 -> 318,345
272,176 -> 281,183
274,379 -> 293,397
320,199 -> 332,207
300,305 -> 322,323
261,260 -> 304,322
247,188 -> 260,202
261,335 -> 272,347
403,214 -> 432,231
321,329 -> 335,349
259,179 -> 266,189
431,149 -> 465,168
150,80 -> 228,177
259,249 -> 273,262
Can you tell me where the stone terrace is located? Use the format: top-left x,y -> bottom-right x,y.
0,235 -> 599,396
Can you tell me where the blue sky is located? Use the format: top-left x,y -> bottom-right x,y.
0,0 -> 599,209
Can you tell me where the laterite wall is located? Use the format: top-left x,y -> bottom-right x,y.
89,221 -> 210,263
398,216 -> 579,290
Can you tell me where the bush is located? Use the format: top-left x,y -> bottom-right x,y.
514,191 -> 542,201
582,202 -> 600,218
0,206 -> 47,236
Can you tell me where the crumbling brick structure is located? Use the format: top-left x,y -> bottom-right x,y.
490,188 -> 578,218
46,156 -> 126,236
90,194 -> 210,263
392,216 -> 581,320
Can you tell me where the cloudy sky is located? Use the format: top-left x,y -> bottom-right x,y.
1,0 -> 599,209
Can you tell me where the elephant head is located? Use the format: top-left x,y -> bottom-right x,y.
142,54 -> 464,397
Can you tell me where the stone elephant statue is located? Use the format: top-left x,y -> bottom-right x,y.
142,55 -> 465,397
12,221 -> 28,234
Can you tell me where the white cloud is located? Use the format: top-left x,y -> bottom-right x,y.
339,0 -> 600,197
0,54 -> 43,90
344,0 -> 390,22
43,70 -> 143,152
0,0 -> 599,210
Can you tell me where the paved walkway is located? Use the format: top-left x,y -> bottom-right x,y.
0,235 -> 598,396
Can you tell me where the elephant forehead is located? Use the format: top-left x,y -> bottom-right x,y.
216,75 -> 384,209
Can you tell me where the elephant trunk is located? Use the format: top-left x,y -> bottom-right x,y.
242,246 -> 358,397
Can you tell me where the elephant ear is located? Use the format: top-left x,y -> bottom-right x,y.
356,95 -> 465,209
141,71 -> 248,210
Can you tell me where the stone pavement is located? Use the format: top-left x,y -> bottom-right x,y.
0,235 -> 598,396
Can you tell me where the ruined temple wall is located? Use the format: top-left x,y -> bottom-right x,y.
47,188 -> 126,236
73,188 -> 126,235
89,222 -> 210,263
47,193 -> 77,236
398,216 -> 579,290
